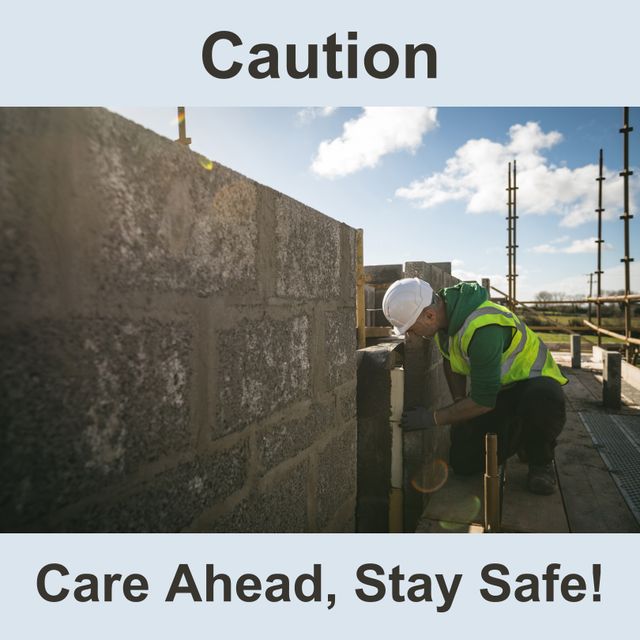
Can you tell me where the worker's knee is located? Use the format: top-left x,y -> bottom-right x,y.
518,377 -> 566,436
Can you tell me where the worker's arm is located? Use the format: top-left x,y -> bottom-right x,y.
436,327 -> 509,423
434,397 -> 492,425
401,326 -> 508,432
402,397 -> 491,430
443,357 -> 467,401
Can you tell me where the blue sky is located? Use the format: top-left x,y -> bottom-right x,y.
112,107 -> 639,300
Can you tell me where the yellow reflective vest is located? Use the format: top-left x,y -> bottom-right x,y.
434,300 -> 568,387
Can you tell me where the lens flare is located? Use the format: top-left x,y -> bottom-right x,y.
199,157 -> 214,171
437,495 -> 482,531
410,459 -> 449,494
438,520 -> 467,532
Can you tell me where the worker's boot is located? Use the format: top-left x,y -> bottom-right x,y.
527,462 -> 556,495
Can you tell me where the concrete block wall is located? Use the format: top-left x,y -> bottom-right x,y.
0,108 -> 357,532
356,342 -> 401,531
356,262 -> 459,531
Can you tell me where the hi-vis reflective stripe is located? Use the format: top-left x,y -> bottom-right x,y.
499,316 -> 527,377
457,306 -> 514,354
530,340 -> 550,376
437,299 -> 567,387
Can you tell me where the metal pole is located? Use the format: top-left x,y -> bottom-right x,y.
596,148 -> 605,348
620,107 -> 634,360
588,272 -> 594,323
512,160 -> 518,309
484,433 -> 501,533
175,107 -> 192,146
506,162 -> 513,309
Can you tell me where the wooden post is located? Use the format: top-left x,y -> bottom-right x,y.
356,228 -> 366,349
175,107 -> 192,146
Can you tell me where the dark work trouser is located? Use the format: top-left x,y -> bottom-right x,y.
449,376 -> 566,474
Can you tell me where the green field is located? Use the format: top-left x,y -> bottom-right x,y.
536,332 -> 620,346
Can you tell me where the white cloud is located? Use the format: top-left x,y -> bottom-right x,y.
296,107 -> 337,125
564,238 -> 612,254
395,121 -> 635,228
530,243 -> 557,254
452,267 -> 507,293
529,237 -> 613,254
310,107 -> 438,178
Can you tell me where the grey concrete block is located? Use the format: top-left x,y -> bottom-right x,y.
404,339 -> 451,505
217,314 -> 312,436
341,225 -> 357,303
275,195 -> 341,299
364,265 -> 404,326
404,261 -> 430,280
602,350 -> 621,409
403,334 -> 431,407
61,441 -> 249,532
258,401 -> 335,472
356,343 -> 401,531
211,461 -> 309,532
88,113 -> 260,297
0,109 -> 80,307
571,334 -> 582,368
325,309 -> 356,389
1,108 -> 262,301
0,317 -> 192,527
424,264 -> 444,291
317,424 -> 357,529
0,129 -> 38,299
337,383 -> 357,423
443,272 -> 460,288
430,262 -> 452,275
364,264 -> 403,284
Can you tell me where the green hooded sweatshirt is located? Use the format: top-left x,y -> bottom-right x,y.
437,281 -> 513,408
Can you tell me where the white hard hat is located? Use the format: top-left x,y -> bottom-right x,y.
382,277 -> 434,335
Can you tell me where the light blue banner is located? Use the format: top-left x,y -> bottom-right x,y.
1,533 -> 634,638
0,0 -> 638,105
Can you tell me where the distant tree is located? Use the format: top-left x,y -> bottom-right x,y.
606,289 -> 626,314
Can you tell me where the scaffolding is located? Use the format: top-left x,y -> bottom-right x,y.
582,109 -> 637,363
506,161 -> 518,310
620,107 -> 634,360
595,148 -> 606,347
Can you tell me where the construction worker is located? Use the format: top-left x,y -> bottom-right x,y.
382,277 -> 567,495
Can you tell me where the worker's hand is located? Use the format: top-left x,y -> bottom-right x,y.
401,406 -> 437,431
